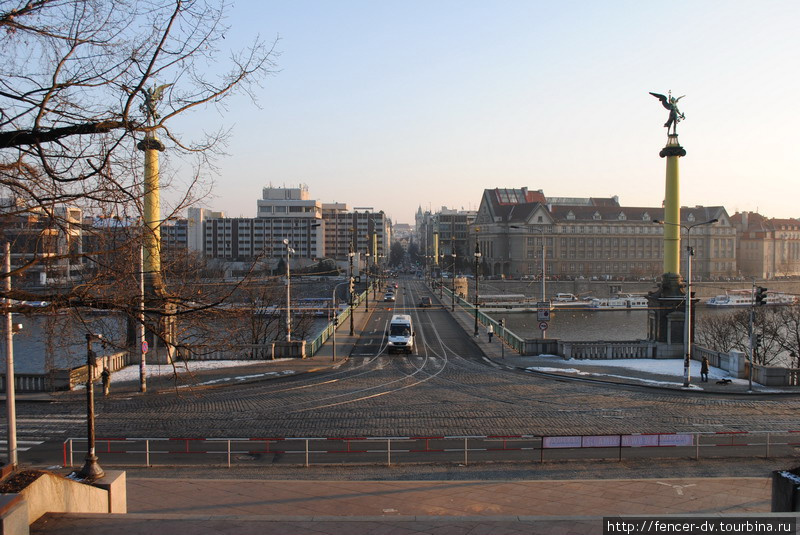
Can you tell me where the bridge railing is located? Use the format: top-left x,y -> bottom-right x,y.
62,429 -> 800,469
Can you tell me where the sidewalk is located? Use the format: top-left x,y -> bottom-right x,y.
31,475 -> 782,535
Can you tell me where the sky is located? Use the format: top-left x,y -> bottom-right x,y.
175,0 -> 800,225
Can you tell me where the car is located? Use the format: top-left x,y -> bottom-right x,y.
383,293 -> 396,302
393,282 -> 399,289
419,297 -> 432,308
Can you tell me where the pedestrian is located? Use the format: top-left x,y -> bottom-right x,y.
700,356 -> 709,383
487,324 -> 494,343
101,366 -> 111,396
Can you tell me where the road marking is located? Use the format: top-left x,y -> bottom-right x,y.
0,439 -> 46,452
656,482 -> 696,496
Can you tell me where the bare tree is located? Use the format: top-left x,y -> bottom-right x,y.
695,307 -> 795,367
695,310 -> 743,353
0,0 -> 278,312
0,0 -> 288,389
766,305 -> 800,366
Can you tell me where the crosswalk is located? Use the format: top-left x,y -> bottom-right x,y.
0,415 -> 87,452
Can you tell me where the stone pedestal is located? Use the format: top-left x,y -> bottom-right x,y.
647,273 -> 685,347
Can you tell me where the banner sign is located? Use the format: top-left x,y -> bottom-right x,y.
543,436 -> 582,449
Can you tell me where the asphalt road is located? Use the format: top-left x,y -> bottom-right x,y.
9,277 -> 800,470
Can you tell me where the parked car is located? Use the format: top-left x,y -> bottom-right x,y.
419,297 -> 432,308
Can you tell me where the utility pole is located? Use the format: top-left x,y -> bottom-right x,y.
4,242 -> 18,469
349,238 -> 355,336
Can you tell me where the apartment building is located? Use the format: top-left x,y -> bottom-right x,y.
732,212 -> 800,279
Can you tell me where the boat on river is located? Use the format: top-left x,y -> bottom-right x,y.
588,294 -> 648,310
704,290 -> 797,307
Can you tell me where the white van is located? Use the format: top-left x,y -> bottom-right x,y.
386,314 -> 414,354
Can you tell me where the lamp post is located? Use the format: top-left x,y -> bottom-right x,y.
331,281 -> 348,362
76,333 -> 104,480
439,253 -> 445,299
364,252 -> 370,312
474,242 -> 481,337
4,242 -> 22,469
510,226 -> 546,301
283,239 -> 295,342
451,247 -> 457,311
654,218 -> 718,387
373,255 -> 381,300
348,241 -> 355,336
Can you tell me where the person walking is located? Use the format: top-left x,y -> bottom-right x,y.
487,324 -> 494,343
700,356 -> 709,383
101,366 -> 111,395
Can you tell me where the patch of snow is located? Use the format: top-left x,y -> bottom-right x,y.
529,365 -> 697,388
190,370 -> 296,387
110,360 -> 287,383
779,471 -> 800,485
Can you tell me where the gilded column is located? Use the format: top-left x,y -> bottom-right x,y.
660,134 -> 686,277
137,134 -> 166,296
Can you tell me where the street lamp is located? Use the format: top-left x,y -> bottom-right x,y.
510,226 -> 546,301
451,246 -> 457,311
76,333 -> 104,480
283,239 -> 294,342
654,217 -> 718,387
348,241 -> 355,336
4,241 -> 22,469
364,252 -> 370,312
439,252 -> 445,299
331,281 -> 348,362
474,242 -> 481,337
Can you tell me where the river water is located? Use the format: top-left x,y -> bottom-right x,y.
491,306 -> 797,367
493,307 -> 740,341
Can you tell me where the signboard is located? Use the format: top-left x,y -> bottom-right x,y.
622,434 -> 660,448
543,436 -> 582,449
538,321 -> 549,331
537,302 -> 551,321
582,435 -> 621,448
658,434 -> 694,447
141,341 -> 149,354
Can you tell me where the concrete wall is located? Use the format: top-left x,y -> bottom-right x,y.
11,470 -> 125,526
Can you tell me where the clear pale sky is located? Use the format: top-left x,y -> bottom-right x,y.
176,0 -> 800,225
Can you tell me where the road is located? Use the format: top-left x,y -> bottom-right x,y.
8,277 -> 800,468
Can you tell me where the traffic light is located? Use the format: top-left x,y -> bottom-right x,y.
349,276 -> 355,293
754,333 -> 762,348
755,286 -> 768,306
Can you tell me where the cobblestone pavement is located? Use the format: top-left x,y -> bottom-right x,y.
13,279 -> 800,466
14,279 -> 800,535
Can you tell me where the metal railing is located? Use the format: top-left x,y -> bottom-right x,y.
306,288 -> 367,357
62,429 -> 800,469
